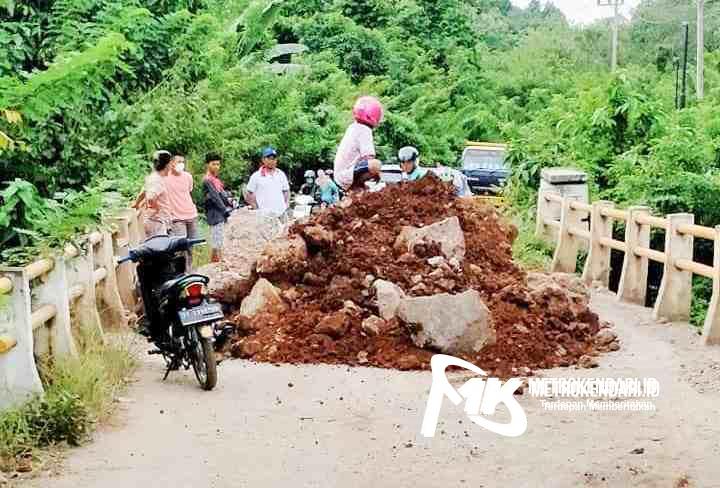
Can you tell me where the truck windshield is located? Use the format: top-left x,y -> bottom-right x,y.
463,150 -> 508,171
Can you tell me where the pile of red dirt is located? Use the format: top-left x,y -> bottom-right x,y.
227,176 -> 603,377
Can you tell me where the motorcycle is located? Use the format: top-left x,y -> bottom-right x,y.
118,235 -> 229,390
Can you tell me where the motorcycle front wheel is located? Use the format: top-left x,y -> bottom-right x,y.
189,328 -> 217,391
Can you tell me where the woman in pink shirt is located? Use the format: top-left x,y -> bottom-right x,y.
165,152 -> 199,269
333,96 -> 384,191
141,151 -> 173,238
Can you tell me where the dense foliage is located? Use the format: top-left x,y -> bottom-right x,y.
3,0 -> 720,273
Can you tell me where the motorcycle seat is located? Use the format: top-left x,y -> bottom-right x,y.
158,277 -> 186,297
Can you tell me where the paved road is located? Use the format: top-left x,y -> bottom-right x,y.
23,291 -> 720,487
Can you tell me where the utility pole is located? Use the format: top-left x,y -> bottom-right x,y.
681,22 -> 690,109
697,0 -> 705,100
598,0 -> 624,71
675,57 -> 681,109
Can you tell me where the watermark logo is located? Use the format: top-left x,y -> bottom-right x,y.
530,377 -> 660,412
420,355 -> 661,438
420,355 -> 527,438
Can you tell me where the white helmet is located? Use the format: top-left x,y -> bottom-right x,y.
304,170 -> 316,179
398,146 -> 419,163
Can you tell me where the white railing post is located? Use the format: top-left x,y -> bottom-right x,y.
535,189 -> 559,243
124,209 -> 142,248
582,201 -> 615,287
617,206 -> 651,305
95,231 -> 128,329
33,258 -> 78,358
65,242 -> 104,337
0,268 -> 43,409
110,216 -> 136,313
654,213 -> 694,322
703,226 -> 720,345
550,196 -> 582,273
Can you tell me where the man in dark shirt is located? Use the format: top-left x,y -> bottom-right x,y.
202,153 -> 232,263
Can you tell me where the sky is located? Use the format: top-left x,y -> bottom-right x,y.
511,0 -> 642,25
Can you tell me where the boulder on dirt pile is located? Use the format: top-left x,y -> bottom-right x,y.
362,315 -> 387,336
397,289 -> 496,355
595,328 -> 618,346
301,225 -> 335,249
196,263 -> 255,305
595,328 -> 621,352
394,216 -> 466,261
198,209 -> 287,304
373,280 -> 405,320
256,235 -> 308,276
239,279 -> 287,318
315,311 -> 351,339
526,272 -> 590,318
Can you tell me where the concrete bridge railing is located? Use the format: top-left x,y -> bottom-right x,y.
0,209 -> 144,410
536,190 -> 720,345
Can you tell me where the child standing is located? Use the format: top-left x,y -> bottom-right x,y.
202,153 -> 233,263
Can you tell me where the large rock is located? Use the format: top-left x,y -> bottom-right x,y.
362,315 -> 387,336
239,279 -> 287,318
394,217 -> 466,260
315,311 -> 350,339
199,209 -> 287,304
301,225 -> 335,249
397,290 -> 496,355
196,263 -> 255,305
526,272 -> 590,318
373,280 -> 405,320
256,236 -> 308,276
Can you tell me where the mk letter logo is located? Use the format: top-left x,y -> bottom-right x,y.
421,355 -> 527,438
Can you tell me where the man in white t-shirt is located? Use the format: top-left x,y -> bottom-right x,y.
246,147 -> 290,216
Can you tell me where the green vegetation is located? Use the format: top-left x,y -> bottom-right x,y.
0,331 -> 137,464
2,0 -> 720,321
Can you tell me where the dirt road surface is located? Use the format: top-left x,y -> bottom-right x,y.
23,290 -> 720,487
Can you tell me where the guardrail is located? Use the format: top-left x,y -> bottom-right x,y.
536,190 -> 720,346
0,208 -> 144,409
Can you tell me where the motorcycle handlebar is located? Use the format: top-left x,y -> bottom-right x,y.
116,238 -> 206,265
187,238 -> 206,246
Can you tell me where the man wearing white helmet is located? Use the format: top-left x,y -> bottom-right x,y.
398,146 -> 428,182
299,169 -> 318,197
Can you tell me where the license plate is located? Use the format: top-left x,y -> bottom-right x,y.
467,177 -> 480,182
178,303 -> 224,326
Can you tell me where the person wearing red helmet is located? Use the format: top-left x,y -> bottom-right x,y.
333,96 -> 384,191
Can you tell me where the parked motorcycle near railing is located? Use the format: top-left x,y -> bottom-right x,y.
118,235 -> 231,390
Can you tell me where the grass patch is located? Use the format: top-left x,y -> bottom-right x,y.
0,330 -> 138,467
192,218 -> 211,269
691,276 -> 712,330
511,209 -> 554,271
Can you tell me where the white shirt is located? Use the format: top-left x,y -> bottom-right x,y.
247,168 -> 290,215
333,122 -> 375,190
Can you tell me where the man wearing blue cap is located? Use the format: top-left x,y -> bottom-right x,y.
246,147 -> 290,217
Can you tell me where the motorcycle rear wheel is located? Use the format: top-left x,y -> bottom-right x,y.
190,329 -> 217,391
